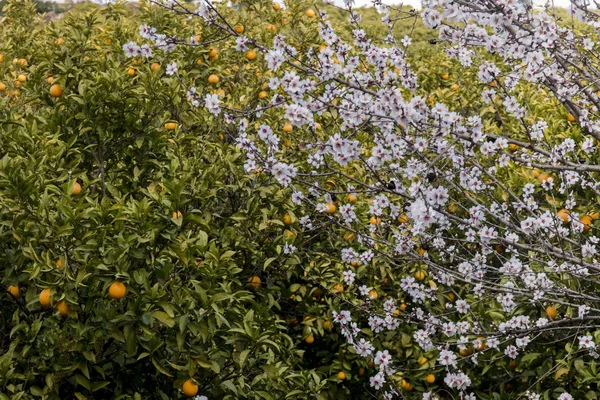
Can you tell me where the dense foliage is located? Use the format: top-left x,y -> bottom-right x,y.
4,0 -> 600,399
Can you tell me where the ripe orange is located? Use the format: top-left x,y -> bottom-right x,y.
441,73 -> 449,80
557,209 -> 570,224
414,271 -> 426,281
567,113 -> 576,122
283,215 -> 292,225
283,122 -> 293,133
248,275 -> 261,289
451,83 -> 459,91
337,371 -> 346,380
47,76 -> 54,84
0,82 -> 5,91
368,290 -> 378,300
164,122 -> 177,131
305,9 -> 316,17
17,74 -> 26,82
56,258 -> 63,268
580,215 -> 592,232
208,48 -> 218,58
208,74 -> 219,84
7,285 -> 19,299
71,182 -> 82,195
258,91 -> 268,99
305,335 -> 315,344
109,281 -> 127,300
196,58 -> 203,65
266,23 -> 277,33
127,67 -> 135,76
345,194 -> 357,203
426,374 -> 435,384
332,284 -> 344,293
172,210 -> 183,219
56,300 -> 70,317
590,211 -> 600,220
401,379 -> 413,391
325,202 -> 337,214
367,360 -> 375,368
54,37 -> 64,45
234,24 -> 244,34
49,84 -> 63,97
475,337 -> 487,351
397,214 -> 409,223
546,306 -> 558,319
151,62 -> 160,72
343,231 -> 356,242
459,345 -> 473,357
182,379 -> 198,397
323,320 -> 331,330
273,2 -> 281,11
418,356 -> 427,365
369,216 -> 381,225
246,49 -> 257,61
417,248 -> 426,256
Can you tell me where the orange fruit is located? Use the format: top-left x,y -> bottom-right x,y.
343,231 -> 356,242
475,337 -> 487,351
182,379 -> 198,397
0,82 -> 6,91
7,285 -> 19,299
401,379 -> 413,391
283,215 -> 292,225
337,371 -> 346,380
325,202 -> 337,214
441,73 -> 449,80
546,306 -> 557,319
208,74 -> 219,84
109,281 -> 127,300
368,290 -> 378,300
283,122 -> 293,133
369,216 -> 381,225
332,284 -> 344,293
57,300 -> 70,316
368,360 -> 375,368
47,76 -> 54,84
459,345 -> 473,357
451,83 -> 459,91
196,58 -> 203,65
54,37 -> 64,45
151,62 -> 160,72
305,9 -> 315,17
417,248 -> 426,256
266,23 -> 277,33
580,215 -> 592,232
418,356 -> 427,365
508,359 -> 518,369
248,275 -> 261,289
127,67 -> 135,76
258,91 -> 268,99
426,374 -> 435,384
71,182 -> 82,195
246,49 -> 257,61
567,113 -> 576,122
323,320 -> 331,330
414,271 -> 426,281
234,24 -> 244,34
49,84 -> 63,97
305,335 -> 315,344
345,194 -> 357,203
17,74 -> 26,82
397,214 -> 409,223
590,211 -> 600,220
208,48 -> 218,58
557,209 -> 570,224
173,211 -> 183,219
164,122 -> 177,131
273,2 -> 281,10
56,258 -> 63,268
358,368 -> 365,377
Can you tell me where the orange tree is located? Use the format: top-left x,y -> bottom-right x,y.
0,1 -> 363,398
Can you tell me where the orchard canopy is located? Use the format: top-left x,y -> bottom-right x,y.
4,0 -> 600,398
